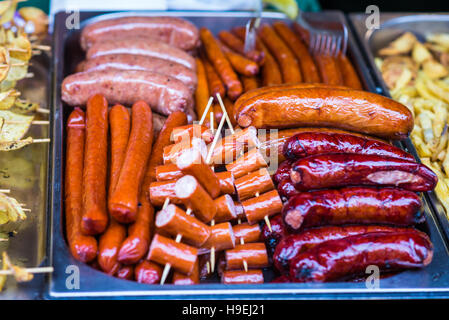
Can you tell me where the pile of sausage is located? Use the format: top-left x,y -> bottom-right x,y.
61,16 -> 199,122
253,88 -> 438,282
195,21 -> 362,129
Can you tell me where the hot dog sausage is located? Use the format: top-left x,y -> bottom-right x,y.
199,222 -> 236,254
221,270 -> 264,284
314,54 -> 344,86
217,171 -> 235,195
214,194 -> 237,223
241,76 -> 259,93
200,28 -> 242,100
202,55 -> 226,100
80,54 -> 197,92
98,104 -> 129,273
233,223 -> 261,244
61,70 -> 192,117
289,231 -> 433,282
81,94 -> 109,235
243,190 -> 283,225
176,148 -> 221,198
226,148 -> 267,179
219,42 -> 260,76
235,168 -> 274,201
155,204 -> 211,247
173,260 -> 200,285
290,154 -> 437,192
283,131 -> 415,161
225,242 -> 269,270
194,57 -> 212,127
283,187 -> 423,231
134,260 -> 163,284
258,24 -> 302,83
109,101 -> 153,223
65,108 -> 98,262
274,225 -> 413,274
337,54 -> 363,90
86,39 -> 196,70
147,234 -> 198,275
174,175 -> 217,223
80,16 -> 199,51
234,86 -> 414,140
272,22 -> 320,83
218,30 -> 264,64
163,137 -> 207,164
155,163 -> 183,181
149,180 -> 183,207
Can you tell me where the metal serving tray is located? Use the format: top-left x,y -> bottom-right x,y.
0,46 -> 51,300
349,12 -> 449,245
48,10 -> 449,299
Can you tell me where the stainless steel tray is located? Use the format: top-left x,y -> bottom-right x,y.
48,10 -> 449,299
349,12 -> 449,244
0,47 -> 51,300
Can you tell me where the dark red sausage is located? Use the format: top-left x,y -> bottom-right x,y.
290,154 -> 437,192
283,132 -> 415,162
282,187 -> 423,231
273,225 -> 413,274
277,178 -> 300,199
261,214 -> 288,257
289,231 -> 433,282
273,160 -> 294,185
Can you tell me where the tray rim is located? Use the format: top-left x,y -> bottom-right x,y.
47,9 -> 449,300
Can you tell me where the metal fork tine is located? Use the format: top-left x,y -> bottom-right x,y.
334,36 -> 342,57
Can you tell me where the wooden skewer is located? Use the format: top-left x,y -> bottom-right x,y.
0,189 -> 10,193
206,112 -> 227,165
210,111 -> 214,135
198,97 -> 214,125
0,266 -> 54,276
31,44 -> 50,51
25,72 -> 34,78
160,203 -> 193,285
216,93 -> 235,135
4,120 -> 49,125
31,138 -> 50,144
22,208 -> 31,212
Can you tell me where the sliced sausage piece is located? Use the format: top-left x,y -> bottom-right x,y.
225,243 -> 269,270
221,270 -> 264,284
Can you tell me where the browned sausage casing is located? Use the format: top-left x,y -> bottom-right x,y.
290,154 -> 437,192
290,231 -> 433,282
80,16 -> 199,51
225,243 -> 269,270
61,70 -> 192,117
80,54 -> 197,91
243,190 -> 283,224
221,270 -> 264,284
235,168 -> 274,201
235,86 -> 414,140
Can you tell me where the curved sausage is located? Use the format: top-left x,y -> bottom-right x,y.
219,42 -> 260,76
289,231 -> 433,282
109,101 -> 153,223
274,225 -> 413,274
176,148 -> 221,198
314,54 -> 344,86
65,108 -> 98,262
86,39 -> 196,69
273,22 -> 320,83
81,94 -> 109,235
80,54 -> 197,91
290,154 -> 438,192
218,30 -> 264,64
282,187 -> 423,231
98,104 -> 129,273
258,24 -> 302,83
80,16 -> 199,51
194,58 -> 212,125
61,70 -> 192,117
234,86 -> 414,140
283,131 -> 415,161
147,234 -> 198,275
200,28 -> 242,100
337,54 -> 363,90
202,55 -> 226,100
